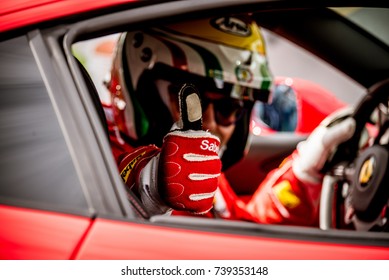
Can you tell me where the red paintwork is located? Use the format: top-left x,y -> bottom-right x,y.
76,218 -> 389,260
0,0 -> 136,33
252,77 -> 346,135
288,77 -> 346,133
0,205 -> 91,260
1,205 -> 388,260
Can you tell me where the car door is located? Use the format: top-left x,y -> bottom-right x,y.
1,0 -> 388,261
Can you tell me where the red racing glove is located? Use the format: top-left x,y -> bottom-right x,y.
120,84 -> 221,215
158,84 -> 221,214
159,130 -> 221,214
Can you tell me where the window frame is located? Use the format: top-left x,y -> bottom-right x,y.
25,28 -> 132,218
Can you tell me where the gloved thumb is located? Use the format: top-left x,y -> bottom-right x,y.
176,83 -> 203,131
322,117 -> 356,150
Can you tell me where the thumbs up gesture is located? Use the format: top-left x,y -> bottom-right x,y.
158,84 -> 222,214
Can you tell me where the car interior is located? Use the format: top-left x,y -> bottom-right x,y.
60,2 -> 389,246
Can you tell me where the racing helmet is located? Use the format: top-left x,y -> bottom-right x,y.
108,15 -> 273,170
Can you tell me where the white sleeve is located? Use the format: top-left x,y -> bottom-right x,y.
138,154 -> 173,216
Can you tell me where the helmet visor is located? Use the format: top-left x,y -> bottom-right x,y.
150,62 -> 272,103
167,83 -> 246,127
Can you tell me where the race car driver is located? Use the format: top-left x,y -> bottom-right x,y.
104,15 -> 355,226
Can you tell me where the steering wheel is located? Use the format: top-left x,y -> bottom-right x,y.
319,78 -> 389,232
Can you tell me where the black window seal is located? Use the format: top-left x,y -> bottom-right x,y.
28,28 -> 129,217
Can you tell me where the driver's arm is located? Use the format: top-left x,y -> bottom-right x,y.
246,110 -> 356,226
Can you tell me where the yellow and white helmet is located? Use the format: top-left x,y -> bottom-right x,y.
108,15 -> 273,169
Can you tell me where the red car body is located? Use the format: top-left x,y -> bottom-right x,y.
2,205 -> 388,259
0,0 -> 388,260
0,0 -> 135,33
251,77 -> 346,136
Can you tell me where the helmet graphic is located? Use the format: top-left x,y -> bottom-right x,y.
107,15 -> 273,170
